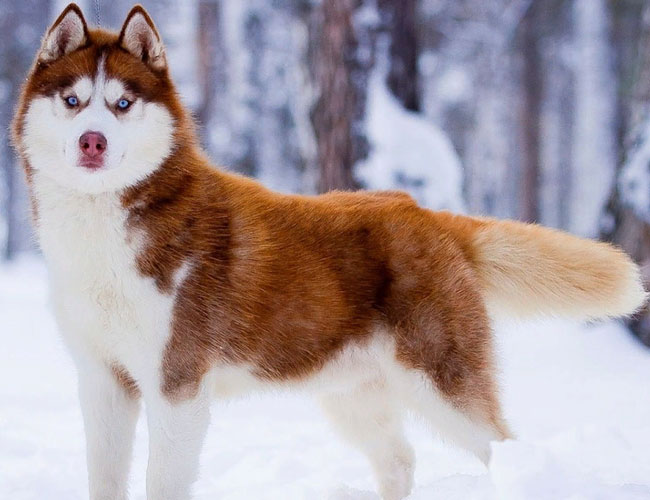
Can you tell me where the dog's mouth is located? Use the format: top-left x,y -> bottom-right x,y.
79,157 -> 104,171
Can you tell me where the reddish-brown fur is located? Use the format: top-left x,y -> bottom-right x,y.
111,363 -> 141,399
12,19 -> 503,428
13,6 -> 645,447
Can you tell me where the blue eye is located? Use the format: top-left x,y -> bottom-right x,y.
65,96 -> 78,107
117,99 -> 131,110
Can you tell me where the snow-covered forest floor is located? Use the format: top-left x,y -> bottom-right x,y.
2,257 -> 650,500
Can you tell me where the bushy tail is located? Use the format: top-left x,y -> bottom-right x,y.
433,212 -> 647,321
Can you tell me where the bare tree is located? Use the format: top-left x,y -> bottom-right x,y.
537,0 -> 573,230
518,1 -> 542,223
196,0 -> 227,152
309,0 -> 369,192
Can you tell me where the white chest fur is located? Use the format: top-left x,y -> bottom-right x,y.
33,173 -> 174,381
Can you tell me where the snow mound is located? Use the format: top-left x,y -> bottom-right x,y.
619,119 -> 650,223
490,432 -> 650,500
356,71 -> 466,213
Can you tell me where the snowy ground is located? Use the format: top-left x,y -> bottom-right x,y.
1,257 -> 650,500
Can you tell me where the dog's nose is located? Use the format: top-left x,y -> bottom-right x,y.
79,131 -> 107,157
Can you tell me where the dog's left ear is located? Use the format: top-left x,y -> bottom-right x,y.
118,5 -> 166,71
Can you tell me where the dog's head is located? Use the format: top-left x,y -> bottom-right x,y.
12,3 -> 188,194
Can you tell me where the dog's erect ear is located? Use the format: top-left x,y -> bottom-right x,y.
118,5 -> 166,71
39,3 -> 88,63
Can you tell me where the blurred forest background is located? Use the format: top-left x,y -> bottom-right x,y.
1,0 -> 650,345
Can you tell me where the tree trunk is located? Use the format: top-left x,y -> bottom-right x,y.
537,0 -> 573,231
310,0 -> 367,193
519,2 -> 542,223
196,0 -> 225,150
377,0 -> 419,112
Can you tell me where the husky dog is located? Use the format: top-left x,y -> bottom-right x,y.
11,4 -> 647,500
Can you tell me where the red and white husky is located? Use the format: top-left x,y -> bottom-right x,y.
11,4 -> 647,499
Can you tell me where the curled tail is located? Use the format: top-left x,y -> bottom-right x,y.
433,212 -> 647,321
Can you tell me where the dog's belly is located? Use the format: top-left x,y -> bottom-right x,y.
204,332 -> 396,399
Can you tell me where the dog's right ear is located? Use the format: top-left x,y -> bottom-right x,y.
38,3 -> 88,64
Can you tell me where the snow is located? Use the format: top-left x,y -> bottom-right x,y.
619,118 -> 650,224
2,257 -> 650,500
357,56 -> 466,213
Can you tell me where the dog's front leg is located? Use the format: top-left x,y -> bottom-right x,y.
77,359 -> 140,500
144,391 -> 210,500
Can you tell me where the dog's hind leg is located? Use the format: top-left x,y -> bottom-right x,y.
389,274 -> 513,464
319,379 -> 415,500
395,367 -> 511,465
